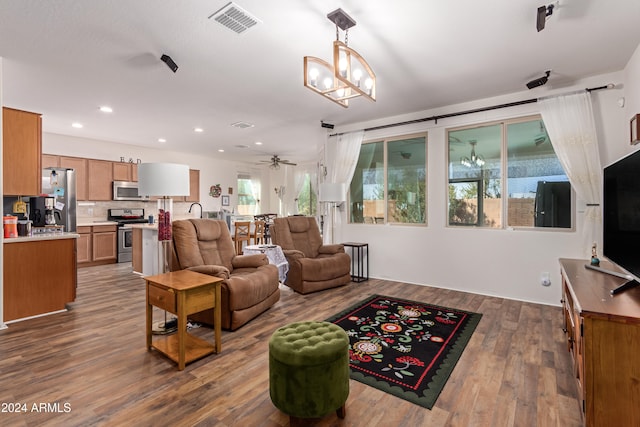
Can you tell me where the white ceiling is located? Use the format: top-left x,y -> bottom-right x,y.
0,0 -> 638,165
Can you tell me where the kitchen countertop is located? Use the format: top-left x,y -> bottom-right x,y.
77,220 -> 118,227
129,223 -> 157,230
3,232 -> 80,243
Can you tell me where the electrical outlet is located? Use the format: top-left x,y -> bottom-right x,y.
540,272 -> 551,287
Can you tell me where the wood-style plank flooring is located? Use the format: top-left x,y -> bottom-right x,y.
0,263 -> 583,426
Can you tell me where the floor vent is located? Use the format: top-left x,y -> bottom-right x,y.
209,2 -> 261,34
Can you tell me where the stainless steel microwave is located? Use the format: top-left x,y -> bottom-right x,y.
113,181 -> 149,201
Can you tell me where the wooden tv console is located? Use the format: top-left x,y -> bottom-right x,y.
559,258 -> 640,427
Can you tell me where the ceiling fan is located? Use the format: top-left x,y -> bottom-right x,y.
261,154 -> 297,169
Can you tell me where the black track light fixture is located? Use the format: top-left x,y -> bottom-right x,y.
160,54 -> 178,73
526,70 -> 551,90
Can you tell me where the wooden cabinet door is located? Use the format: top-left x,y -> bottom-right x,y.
60,156 -> 88,201
42,154 -> 60,168
76,230 -> 92,263
113,162 -> 132,181
88,159 -> 113,201
2,107 -> 42,196
132,227 -> 143,273
92,226 -> 117,261
131,163 -> 138,181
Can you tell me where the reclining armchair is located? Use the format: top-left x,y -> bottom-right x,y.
171,219 -> 280,330
270,216 -> 351,294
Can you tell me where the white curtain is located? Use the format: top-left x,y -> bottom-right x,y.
250,179 -> 261,215
538,91 -> 602,256
324,130 -> 365,242
326,130 -> 365,187
291,167 -> 308,214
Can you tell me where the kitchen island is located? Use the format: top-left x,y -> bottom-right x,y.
3,232 -> 79,322
131,223 -> 159,276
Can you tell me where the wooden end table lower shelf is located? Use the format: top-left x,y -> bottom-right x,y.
145,269 -> 223,370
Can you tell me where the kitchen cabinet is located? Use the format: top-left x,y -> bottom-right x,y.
88,159 -> 113,201
77,224 -> 117,267
3,236 -> 77,322
132,225 -> 159,276
60,156 -> 88,201
113,162 -> 138,182
42,154 -> 60,168
2,107 -> 42,196
181,169 -> 200,202
76,226 -> 92,263
560,258 -> 640,427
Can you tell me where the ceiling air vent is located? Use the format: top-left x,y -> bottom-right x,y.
209,2 -> 261,34
231,121 -> 254,129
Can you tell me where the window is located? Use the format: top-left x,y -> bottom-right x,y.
349,134 -> 426,224
296,173 -> 317,216
236,175 -> 260,215
447,116 -> 571,229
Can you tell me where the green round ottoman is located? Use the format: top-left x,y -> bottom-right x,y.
269,321 -> 350,422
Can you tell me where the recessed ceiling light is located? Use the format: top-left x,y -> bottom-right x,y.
194,127 -> 204,133
158,138 -> 167,143
99,106 -> 113,113
218,149 -> 225,152
72,122 -> 83,129
255,141 -> 263,145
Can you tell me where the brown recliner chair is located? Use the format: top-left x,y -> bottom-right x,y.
171,219 -> 280,331
270,216 -> 351,294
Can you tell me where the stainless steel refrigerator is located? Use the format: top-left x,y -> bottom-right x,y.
36,167 -> 77,232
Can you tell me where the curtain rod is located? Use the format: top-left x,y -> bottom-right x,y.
331,84 -> 614,135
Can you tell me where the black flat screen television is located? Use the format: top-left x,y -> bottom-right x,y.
602,149 -> 640,293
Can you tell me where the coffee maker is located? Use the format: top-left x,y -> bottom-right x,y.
44,197 -> 56,225
29,196 -> 60,227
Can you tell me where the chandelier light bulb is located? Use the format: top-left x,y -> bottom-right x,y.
309,68 -> 319,86
338,57 -> 348,77
323,77 -> 333,89
365,78 -> 373,95
352,69 -> 362,86
336,88 -> 345,98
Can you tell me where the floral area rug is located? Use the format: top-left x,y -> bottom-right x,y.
326,294 -> 482,409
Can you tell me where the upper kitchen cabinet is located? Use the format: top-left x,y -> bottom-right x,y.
113,162 -> 138,182
88,159 -> 113,201
183,169 -> 200,202
2,107 -> 42,196
42,154 -> 60,168
60,156 -> 88,200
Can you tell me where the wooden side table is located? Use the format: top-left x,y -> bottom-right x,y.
145,270 -> 223,370
341,242 -> 369,282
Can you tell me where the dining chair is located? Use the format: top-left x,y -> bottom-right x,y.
233,221 -> 251,255
251,220 -> 266,245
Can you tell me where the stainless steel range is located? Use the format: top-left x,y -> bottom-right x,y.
108,208 -> 148,263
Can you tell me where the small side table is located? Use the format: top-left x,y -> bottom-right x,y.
145,270 -> 224,370
341,242 -> 369,282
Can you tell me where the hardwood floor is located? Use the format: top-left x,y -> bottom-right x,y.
0,263 -> 582,426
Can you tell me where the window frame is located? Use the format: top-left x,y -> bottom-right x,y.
446,115 -> 575,231
348,132 -> 428,226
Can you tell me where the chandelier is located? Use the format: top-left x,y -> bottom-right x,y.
460,141 -> 485,168
303,8 -> 376,108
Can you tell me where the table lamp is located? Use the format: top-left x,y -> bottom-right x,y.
319,182 -> 346,244
138,163 -> 190,273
